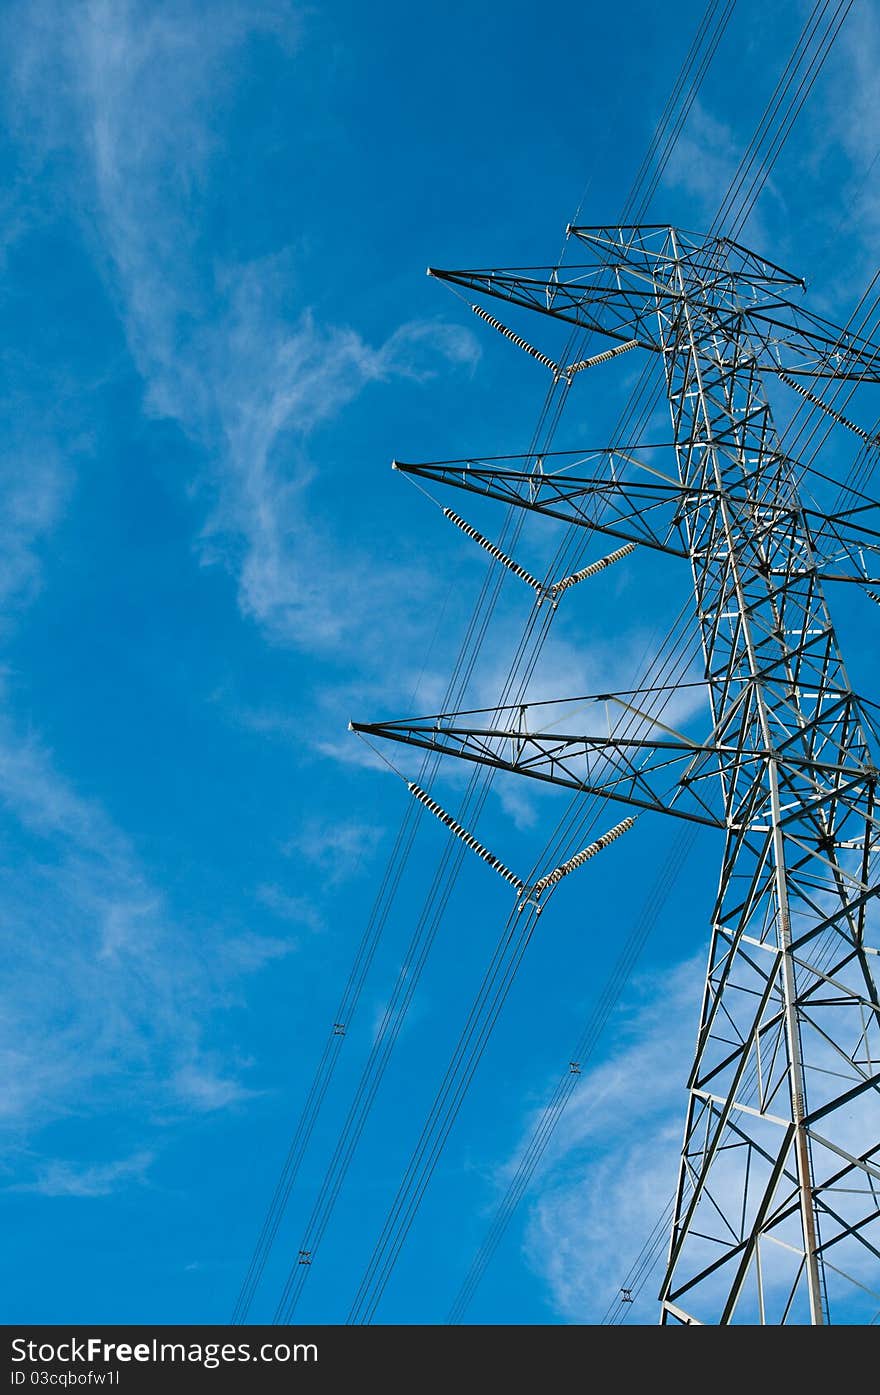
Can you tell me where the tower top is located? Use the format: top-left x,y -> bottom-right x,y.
428,222 -> 880,381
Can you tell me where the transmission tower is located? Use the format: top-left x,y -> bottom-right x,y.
353,225 -> 880,1324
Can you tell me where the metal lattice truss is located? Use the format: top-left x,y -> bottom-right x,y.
394,453 -> 880,590
430,225 -> 880,379
354,689 -> 880,836
355,226 -> 880,1324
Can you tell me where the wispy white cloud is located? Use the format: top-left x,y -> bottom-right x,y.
0,712 -> 282,1139
0,430 -> 233,1148
171,1063 -> 255,1113
221,931 -> 296,972
657,24 -> 880,292
0,0 -> 479,1181
255,881 -> 322,932
519,956 -> 702,1323
7,0 -> 479,660
283,817 -> 385,882
495,781 -> 540,832
0,442 -> 69,626
823,6 -> 880,267
661,101 -> 744,218
657,96 -> 784,253
19,1150 -> 154,1198
520,940 -> 880,1324
313,732 -> 398,774
829,6 -> 880,166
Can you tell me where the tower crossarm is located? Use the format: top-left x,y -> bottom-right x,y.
396,456 -> 880,588
352,712 -> 725,828
350,691 -> 875,837
395,454 -> 691,557
430,225 -> 880,383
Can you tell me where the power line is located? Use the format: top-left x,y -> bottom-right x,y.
341,0 -> 865,1326
447,827 -> 697,1323
243,0 -> 734,1325
346,615 -> 715,1324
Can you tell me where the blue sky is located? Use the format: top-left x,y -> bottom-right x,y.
2,0 -> 879,1326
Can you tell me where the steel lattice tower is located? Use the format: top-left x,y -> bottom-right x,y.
354,226 -> 880,1324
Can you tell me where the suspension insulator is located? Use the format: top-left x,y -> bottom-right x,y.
563,338 -> 640,379
444,508 -> 545,594
531,817 -> 635,898
408,783 -> 524,890
471,303 -> 560,374
552,541 -> 637,597
779,370 -> 879,446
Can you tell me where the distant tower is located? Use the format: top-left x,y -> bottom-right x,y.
356,226 -> 880,1323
